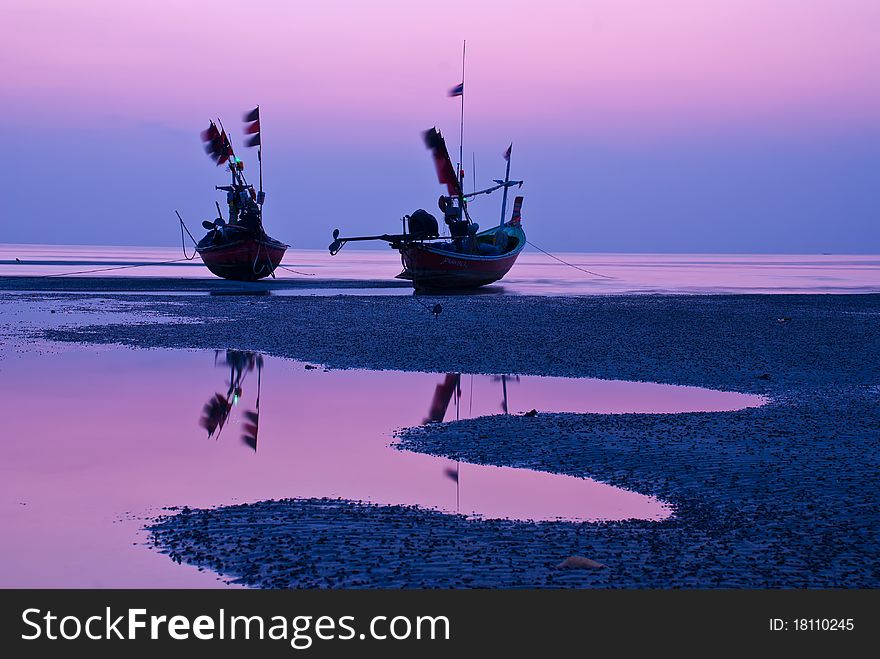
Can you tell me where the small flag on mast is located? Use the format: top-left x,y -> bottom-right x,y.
243,106 -> 261,147
503,144 -> 512,161
243,107 -> 259,123
448,82 -> 464,97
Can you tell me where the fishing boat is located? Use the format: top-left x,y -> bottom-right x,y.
328,47 -> 526,291
193,108 -> 287,281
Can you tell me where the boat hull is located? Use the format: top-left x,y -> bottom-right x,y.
398,222 -> 525,290
197,233 -> 288,281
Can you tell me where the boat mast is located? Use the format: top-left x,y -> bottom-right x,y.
458,40 -> 465,213
499,145 -> 512,226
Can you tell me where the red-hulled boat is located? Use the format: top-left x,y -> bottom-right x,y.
196,227 -> 287,282
329,127 -> 526,291
396,201 -> 525,289
193,108 -> 288,281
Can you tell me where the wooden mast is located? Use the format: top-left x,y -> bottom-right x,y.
458,40 -> 466,216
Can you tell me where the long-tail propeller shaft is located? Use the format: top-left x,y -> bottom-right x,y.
329,229 -> 345,255
329,228 -> 406,255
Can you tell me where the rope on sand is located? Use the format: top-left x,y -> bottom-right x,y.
276,264 -> 315,276
526,240 -> 614,279
34,257 -> 197,278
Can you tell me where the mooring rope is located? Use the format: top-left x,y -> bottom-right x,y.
276,264 -> 315,276
178,211 -> 315,278
410,294 -> 444,317
34,257 -> 197,278
526,240 -> 614,279
252,236 -> 270,277
175,210 -> 199,261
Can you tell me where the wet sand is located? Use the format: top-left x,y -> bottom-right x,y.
0,275 -> 410,293
9,287 -> 880,587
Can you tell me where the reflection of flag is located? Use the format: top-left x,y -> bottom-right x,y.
503,144 -> 512,161
425,373 -> 461,423
200,393 -> 231,436
423,128 -> 461,196
241,410 -> 259,451
242,107 -> 260,148
448,82 -> 464,97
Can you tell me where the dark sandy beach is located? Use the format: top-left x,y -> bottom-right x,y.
7,286 -> 880,587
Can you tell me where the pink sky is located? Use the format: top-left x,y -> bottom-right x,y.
4,0 -> 879,141
1,0 -> 878,251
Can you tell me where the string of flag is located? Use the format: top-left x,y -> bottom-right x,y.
243,107 -> 260,147
200,107 -> 261,167
423,127 -> 461,196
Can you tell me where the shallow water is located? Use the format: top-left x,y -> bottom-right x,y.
0,336 -> 764,587
3,243 -> 879,295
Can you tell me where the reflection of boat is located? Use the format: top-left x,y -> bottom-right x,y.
329,48 -> 526,291
424,372 -> 521,511
192,108 -> 288,281
199,350 -> 263,451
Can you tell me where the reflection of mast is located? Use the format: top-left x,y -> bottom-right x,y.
430,372 -> 524,514
443,462 -> 460,513
455,462 -> 460,512
491,374 -> 520,414
427,373 -> 464,512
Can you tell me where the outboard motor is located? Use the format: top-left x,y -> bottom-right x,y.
407,209 -> 440,238
437,196 -> 470,238
448,218 -> 470,238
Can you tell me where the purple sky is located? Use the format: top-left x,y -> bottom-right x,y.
1,0 -> 878,252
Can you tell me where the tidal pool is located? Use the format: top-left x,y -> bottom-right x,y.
0,342 -> 765,587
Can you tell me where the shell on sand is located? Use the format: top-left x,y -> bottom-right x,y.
555,555 -> 606,569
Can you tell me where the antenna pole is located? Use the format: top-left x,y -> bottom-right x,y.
472,151 -> 476,193
257,105 -> 263,201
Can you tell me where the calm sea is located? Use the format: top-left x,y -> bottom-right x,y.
1,243 -> 879,295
